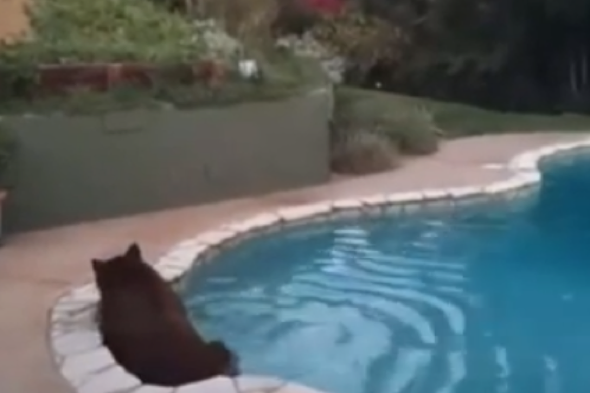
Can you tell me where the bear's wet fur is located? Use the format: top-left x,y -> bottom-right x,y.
92,243 -> 239,386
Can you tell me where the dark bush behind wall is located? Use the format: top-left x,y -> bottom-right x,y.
1,89 -> 332,233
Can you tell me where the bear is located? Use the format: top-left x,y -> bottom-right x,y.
91,243 -> 239,386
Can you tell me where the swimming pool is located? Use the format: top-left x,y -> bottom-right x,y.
182,154 -> 590,393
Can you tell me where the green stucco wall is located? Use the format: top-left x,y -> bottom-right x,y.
1,89 -> 331,233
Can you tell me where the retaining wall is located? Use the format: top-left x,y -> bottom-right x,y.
1,89 -> 331,233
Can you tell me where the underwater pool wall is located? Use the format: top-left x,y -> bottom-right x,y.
49,137 -> 590,393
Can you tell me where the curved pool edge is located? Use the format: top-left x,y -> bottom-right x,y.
48,136 -> 590,393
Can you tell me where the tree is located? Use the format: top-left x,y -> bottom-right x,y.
355,0 -> 590,111
311,3 -> 410,83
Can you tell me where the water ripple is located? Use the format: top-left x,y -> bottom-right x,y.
183,167 -> 590,393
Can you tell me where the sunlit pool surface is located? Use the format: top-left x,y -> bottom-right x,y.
182,155 -> 590,393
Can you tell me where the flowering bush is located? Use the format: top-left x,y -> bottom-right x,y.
19,0 -> 205,63
192,19 -> 243,61
311,4 -> 402,83
275,33 -> 345,83
192,0 -> 278,45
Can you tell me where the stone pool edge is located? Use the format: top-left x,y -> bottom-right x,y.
48,136 -> 590,393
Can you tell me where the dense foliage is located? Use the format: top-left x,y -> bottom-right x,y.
353,0 -> 590,112
289,0 -> 590,112
6,0 -> 205,63
310,3 -> 402,84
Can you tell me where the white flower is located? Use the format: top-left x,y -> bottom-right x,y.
238,59 -> 259,79
275,34 -> 346,83
192,18 -> 243,60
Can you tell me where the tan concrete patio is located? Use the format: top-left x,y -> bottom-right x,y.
0,132 -> 587,393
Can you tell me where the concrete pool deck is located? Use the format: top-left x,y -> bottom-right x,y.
0,132 -> 588,393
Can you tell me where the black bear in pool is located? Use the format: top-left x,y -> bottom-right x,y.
92,243 -> 239,386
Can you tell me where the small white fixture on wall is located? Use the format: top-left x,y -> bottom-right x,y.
238,59 -> 260,80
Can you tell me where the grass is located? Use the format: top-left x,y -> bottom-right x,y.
336,86 -> 590,138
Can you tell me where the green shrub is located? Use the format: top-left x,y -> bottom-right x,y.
18,0 -> 204,63
310,4 -> 402,83
377,106 -> 440,155
330,130 -> 400,175
193,0 -> 278,46
333,87 -> 441,156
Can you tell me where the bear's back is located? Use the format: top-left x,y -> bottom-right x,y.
93,246 -> 233,386
100,281 -> 216,385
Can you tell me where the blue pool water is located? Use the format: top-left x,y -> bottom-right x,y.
182,155 -> 590,393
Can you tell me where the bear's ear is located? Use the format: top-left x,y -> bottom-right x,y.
91,259 -> 105,272
125,243 -> 142,260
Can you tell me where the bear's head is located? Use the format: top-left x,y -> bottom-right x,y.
91,243 -> 145,290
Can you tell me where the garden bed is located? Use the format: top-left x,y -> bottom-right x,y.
0,0 -> 327,112
35,63 -> 198,94
0,56 -> 325,115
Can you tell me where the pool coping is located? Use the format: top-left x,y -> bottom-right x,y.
49,136 -> 590,393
